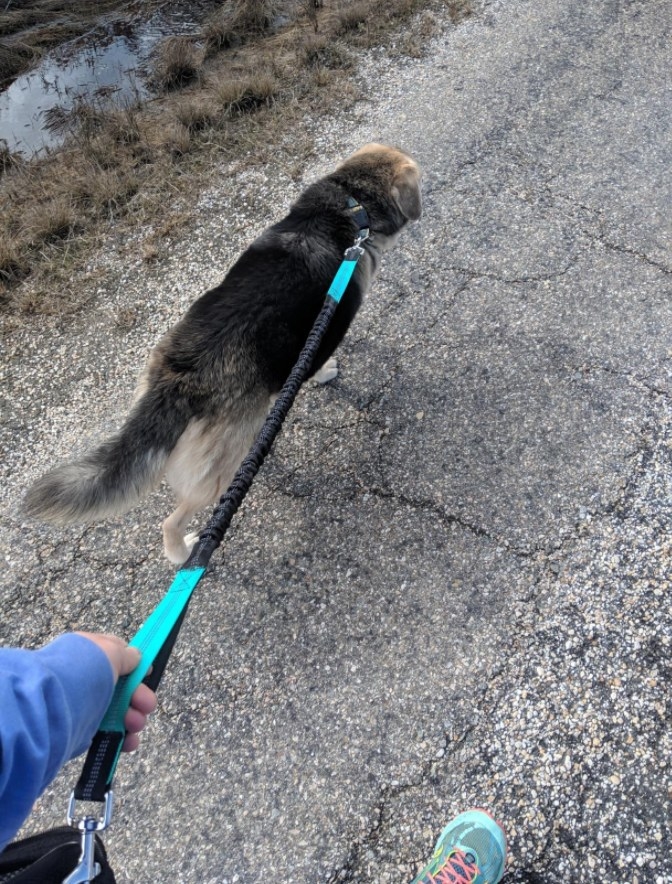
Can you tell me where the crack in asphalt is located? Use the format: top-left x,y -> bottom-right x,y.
259,333 -> 670,574
441,258 -> 580,287
589,236 -> 672,276
290,324 -> 672,878
325,721 -> 481,883
545,188 -> 671,276
324,410 -> 669,883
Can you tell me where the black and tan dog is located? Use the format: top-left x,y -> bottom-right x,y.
24,144 -> 421,563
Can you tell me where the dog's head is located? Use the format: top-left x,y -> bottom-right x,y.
335,143 -> 422,225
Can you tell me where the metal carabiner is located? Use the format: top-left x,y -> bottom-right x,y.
62,790 -> 114,884
62,819 -> 100,884
344,228 -> 370,262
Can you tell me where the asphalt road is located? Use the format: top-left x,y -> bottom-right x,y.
1,0 -> 671,881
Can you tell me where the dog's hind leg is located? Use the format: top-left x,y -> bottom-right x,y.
163,500 -> 200,565
161,399 -> 271,564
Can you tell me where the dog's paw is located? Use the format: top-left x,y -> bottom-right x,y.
184,531 -> 200,552
165,545 -> 189,565
164,532 -> 200,566
313,357 -> 338,384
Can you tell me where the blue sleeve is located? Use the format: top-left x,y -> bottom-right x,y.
0,634 -> 116,851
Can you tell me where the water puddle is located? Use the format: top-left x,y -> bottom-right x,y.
0,8 -> 202,156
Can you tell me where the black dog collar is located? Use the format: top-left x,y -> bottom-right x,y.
346,196 -> 370,239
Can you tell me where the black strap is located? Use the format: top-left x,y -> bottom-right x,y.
73,731 -> 124,802
346,196 -> 370,237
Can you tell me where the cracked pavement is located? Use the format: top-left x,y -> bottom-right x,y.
1,0 -> 671,881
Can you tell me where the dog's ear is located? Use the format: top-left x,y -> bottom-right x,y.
392,162 -> 422,221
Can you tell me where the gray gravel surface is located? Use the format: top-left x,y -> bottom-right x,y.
2,0 -> 671,881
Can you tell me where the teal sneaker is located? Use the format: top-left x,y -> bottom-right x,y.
411,809 -> 507,884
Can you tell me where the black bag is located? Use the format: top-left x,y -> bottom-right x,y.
0,826 -> 115,883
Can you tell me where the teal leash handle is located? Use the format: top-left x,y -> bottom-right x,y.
72,566 -> 205,801
98,567 -> 206,735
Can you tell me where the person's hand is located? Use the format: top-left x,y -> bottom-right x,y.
76,632 -> 158,752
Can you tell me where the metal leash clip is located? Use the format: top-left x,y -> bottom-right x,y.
344,228 -> 370,261
63,790 -> 114,883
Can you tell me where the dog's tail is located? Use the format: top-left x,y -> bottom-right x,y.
23,388 -> 191,525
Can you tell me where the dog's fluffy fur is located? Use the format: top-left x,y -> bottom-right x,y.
24,144 -> 421,563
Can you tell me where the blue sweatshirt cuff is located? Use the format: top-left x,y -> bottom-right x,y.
0,634 -> 116,850
32,634 -> 116,758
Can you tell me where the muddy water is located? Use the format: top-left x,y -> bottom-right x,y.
0,9 -> 201,156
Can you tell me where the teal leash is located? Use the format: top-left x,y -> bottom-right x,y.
64,214 -> 370,879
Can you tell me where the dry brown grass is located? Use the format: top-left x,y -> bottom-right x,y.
0,41 -> 40,87
447,0 -> 474,23
100,107 -> 144,147
151,36 -> 203,92
203,0 -> 279,53
24,196 -> 78,245
0,141 -> 18,176
80,168 -> 140,216
157,123 -> 193,159
171,95 -> 220,133
0,239 -> 30,287
334,1 -> 370,35
0,0 -> 475,321
210,73 -> 279,116
303,34 -> 353,69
